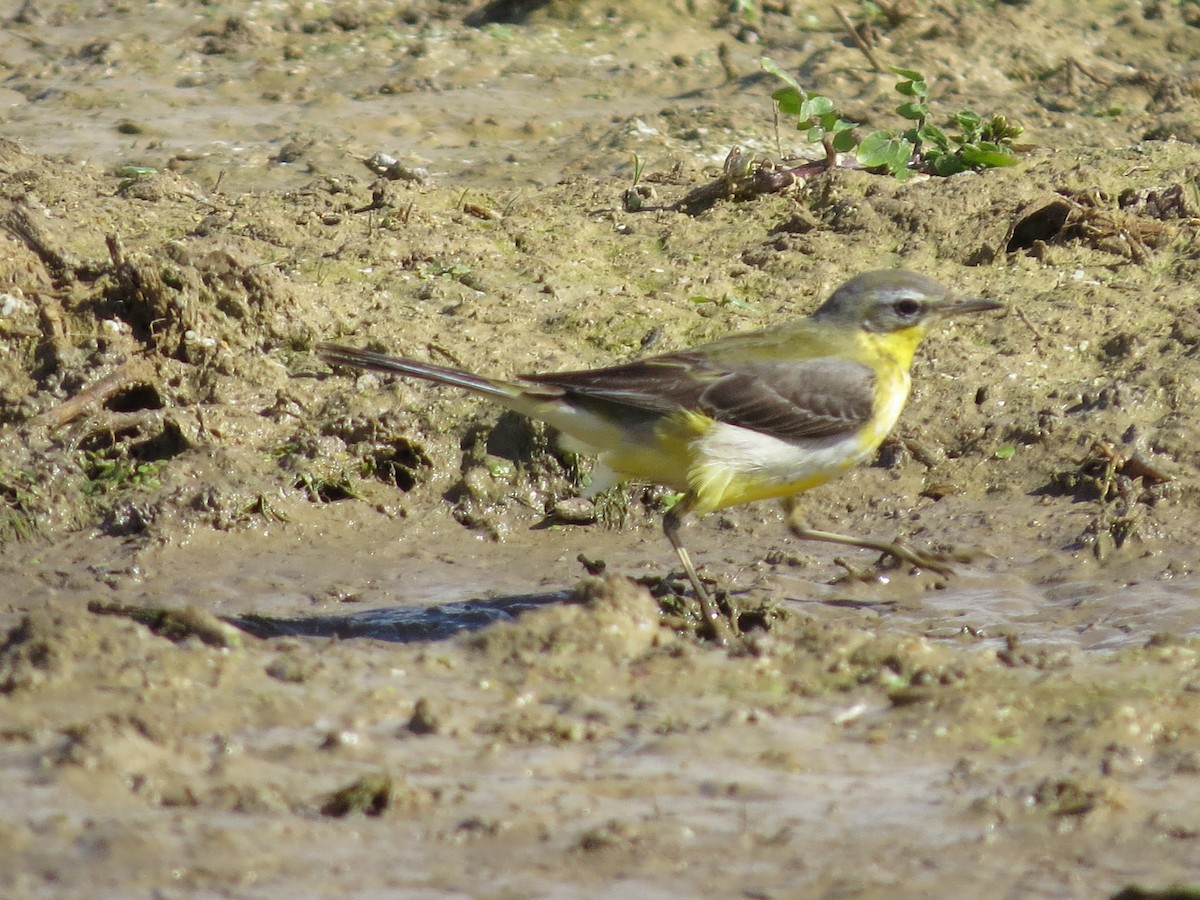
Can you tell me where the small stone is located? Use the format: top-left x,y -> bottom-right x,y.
551,497 -> 596,525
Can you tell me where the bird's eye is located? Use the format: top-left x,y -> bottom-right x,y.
893,298 -> 922,318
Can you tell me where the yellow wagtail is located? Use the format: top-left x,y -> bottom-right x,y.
317,269 -> 1001,641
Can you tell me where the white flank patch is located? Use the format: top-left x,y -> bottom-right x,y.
694,423 -> 871,487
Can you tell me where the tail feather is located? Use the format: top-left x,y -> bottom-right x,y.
316,341 -> 640,462
316,342 -> 516,400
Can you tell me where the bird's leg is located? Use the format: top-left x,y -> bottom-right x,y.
781,496 -> 957,576
662,500 -> 736,644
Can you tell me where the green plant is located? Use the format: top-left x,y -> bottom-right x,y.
763,60 -> 1024,179
79,451 -> 167,496
762,58 -> 858,169
419,260 -> 472,281
115,164 -> 157,191
0,470 -> 40,541
295,471 -> 363,503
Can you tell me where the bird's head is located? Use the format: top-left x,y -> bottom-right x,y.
812,269 -> 1003,335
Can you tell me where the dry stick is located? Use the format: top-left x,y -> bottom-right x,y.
37,357 -> 152,430
1014,306 -> 1044,344
1069,58 -> 1111,87
834,7 -> 886,73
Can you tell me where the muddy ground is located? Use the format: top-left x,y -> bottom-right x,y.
2,0 -> 1200,896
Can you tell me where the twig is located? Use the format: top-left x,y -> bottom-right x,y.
37,357 -> 152,430
834,7 -> 885,73
1069,58 -> 1111,87
1014,306 -> 1044,343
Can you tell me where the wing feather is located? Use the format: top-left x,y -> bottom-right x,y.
522,354 -> 874,443
697,359 -> 874,441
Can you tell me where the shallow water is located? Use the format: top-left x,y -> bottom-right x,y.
23,512 -> 1200,653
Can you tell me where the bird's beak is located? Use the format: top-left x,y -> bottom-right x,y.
938,296 -> 1004,317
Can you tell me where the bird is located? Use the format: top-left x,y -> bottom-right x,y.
317,269 -> 1002,643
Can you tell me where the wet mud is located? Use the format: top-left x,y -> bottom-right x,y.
2,1 -> 1200,896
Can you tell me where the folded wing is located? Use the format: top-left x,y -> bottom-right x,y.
524,353 -> 875,444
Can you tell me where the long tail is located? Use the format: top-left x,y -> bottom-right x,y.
317,341 -> 627,460
316,342 -> 518,401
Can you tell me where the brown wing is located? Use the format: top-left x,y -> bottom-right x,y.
523,354 -> 874,443
522,352 -> 709,409
696,358 -> 874,441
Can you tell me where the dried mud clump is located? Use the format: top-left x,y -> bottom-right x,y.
0,141 -> 336,541
469,575 -> 663,666
0,610 -> 73,694
0,604 -> 157,695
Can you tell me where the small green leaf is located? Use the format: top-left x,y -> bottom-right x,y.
857,131 -> 914,175
994,445 -> 1016,460
896,101 -> 928,121
929,153 -> 967,176
891,66 -> 927,100
917,123 -> 950,149
799,95 -> 835,120
855,131 -> 893,166
959,144 -> 1018,168
953,110 -> 982,132
894,80 -> 927,99
817,112 -> 857,137
771,86 -> 804,116
806,125 -> 825,143
762,57 -> 798,86
831,129 -> 858,152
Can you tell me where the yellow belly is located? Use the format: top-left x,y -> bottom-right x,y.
571,343 -> 914,517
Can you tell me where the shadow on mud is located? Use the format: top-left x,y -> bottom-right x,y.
228,590 -> 576,643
